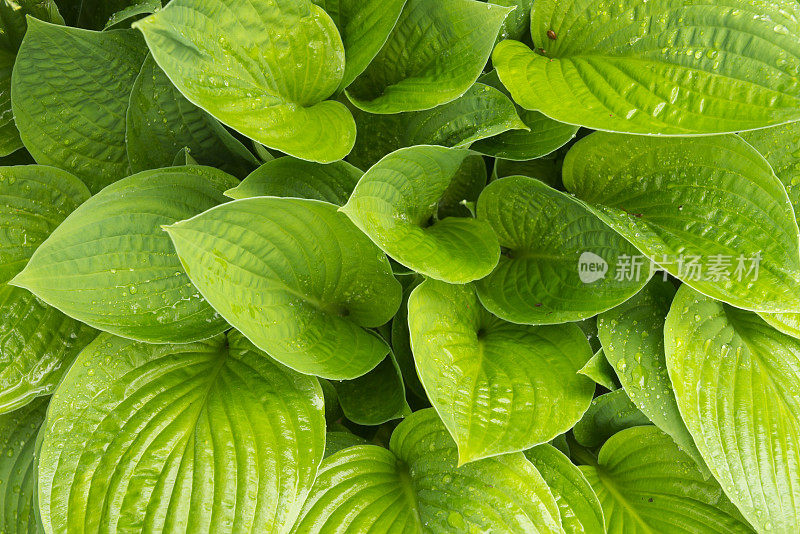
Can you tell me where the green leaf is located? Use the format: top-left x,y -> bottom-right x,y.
524,444 -> 605,534
573,389 -> 650,449
341,146 -> 500,283
578,349 -> 619,391
323,431 -> 369,459
0,285 -> 96,414
666,284 -> 800,533
103,0 -> 160,30
71,0 -> 151,29
11,166 -> 236,343
493,1 -> 800,135
37,330 -> 325,534
492,156 -> 562,188
225,156 -> 362,205
134,0 -> 355,163
292,408 -> 564,533
581,426 -> 754,533
0,397 -> 47,534
598,277 -> 707,471
408,279 -> 594,463
0,50 -> 21,157
345,0 -> 511,113
0,165 -> 89,284
436,154 -> 487,219
488,0 -> 533,43
475,175 -> 649,324
312,0 -> 406,91
347,82 -> 527,170
389,276 -> 426,400
12,21 -> 148,193
165,197 -> 401,380
471,70 -> 578,161
126,54 -> 257,178
564,132 -> 800,313
171,147 -> 197,166
0,0 -> 63,52
329,353 -> 410,426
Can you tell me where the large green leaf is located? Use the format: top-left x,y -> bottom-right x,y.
341,146 -> 500,283
38,331 -> 325,534
408,279 -> 594,463
0,285 -> 96,414
471,70 -> 578,161
666,285 -> 800,533
165,197 -> 401,380
493,0 -> 800,135
225,157 -> 362,205
292,408 -> 564,533
134,0 -> 355,163
312,0 -> 406,91
0,397 -> 47,534
525,444 -> 605,534
573,389 -> 650,449
564,132 -> 800,313
126,54 -> 257,178
580,426 -> 754,533
0,165 -> 89,284
345,0 -> 511,113
347,82 -> 527,170
329,353 -> 410,426
12,21 -> 148,193
598,277 -> 706,470
11,166 -> 236,343
475,175 -> 648,324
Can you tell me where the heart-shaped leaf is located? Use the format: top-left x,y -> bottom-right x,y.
525,444 -> 605,534
166,197 -> 401,379
11,166 -> 236,343
666,284 -> 800,533
493,0 -> 800,135
475,175 -> 648,324
599,277 -> 706,471
564,132 -> 800,313
225,157 -> 362,205
37,331 -> 325,534
292,408 -> 564,533
580,426 -> 754,533
408,279 -> 594,463
126,54 -> 257,178
12,20 -> 148,192
573,389 -> 650,449
134,0 -> 356,163
341,146 -> 500,283
347,82 -> 527,170
312,0 -> 406,91
0,397 -> 47,534
345,0 -> 511,113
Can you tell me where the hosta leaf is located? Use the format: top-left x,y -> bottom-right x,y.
390,277 -> 426,400
492,156 -> 562,188
171,147 -> 197,166
0,285 -> 96,414
493,0 -> 800,135
341,146 -> 499,283
0,50 -> 20,157
581,426 -> 754,533
0,165 -> 89,284
329,353 -> 410,426
666,285 -> 800,533
0,397 -> 47,534
525,444 -> 605,534
0,0 -> 63,52
292,408 -> 564,533
312,0 -> 406,91
564,132 -> 800,313
573,389 -> 650,449
103,0 -> 160,30
38,331 -> 325,534
12,21 -> 148,192
489,0 -> 533,43
165,197 -> 401,380
134,0 -> 356,163
471,71 -> 578,161
126,54 -> 257,178
323,431 -> 368,459
408,279 -> 594,463
345,0 -> 511,113
11,166 -> 236,343
599,277 -> 706,471
225,157 -> 362,205
578,349 -> 619,391
475,175 -> 648,324
436,155 -> 487,219
347,83 -> 527,170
